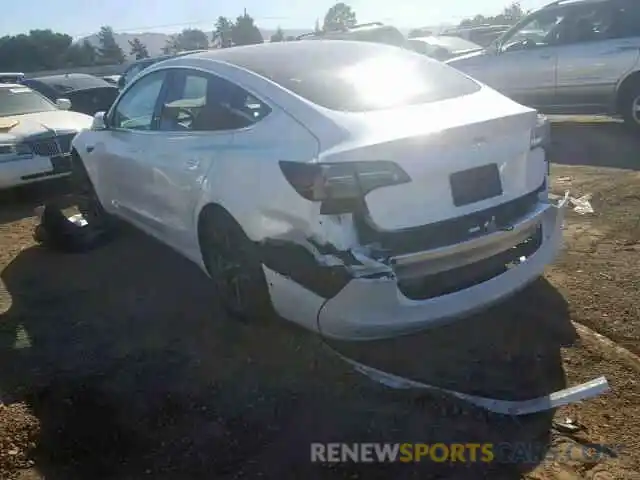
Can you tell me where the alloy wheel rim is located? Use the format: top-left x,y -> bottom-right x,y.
632,95 -> 640,125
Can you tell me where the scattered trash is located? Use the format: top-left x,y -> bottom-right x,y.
557,176 -> 573,184
553,417 -> 585,434
547,191 -> 594,214
570,194 -> 594,215
33,202 -> 115,253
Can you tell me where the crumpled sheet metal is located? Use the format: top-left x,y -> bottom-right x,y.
331,347 -> 609,416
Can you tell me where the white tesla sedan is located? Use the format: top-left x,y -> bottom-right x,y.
71,40 -> 566,341
0,84 -> 93,189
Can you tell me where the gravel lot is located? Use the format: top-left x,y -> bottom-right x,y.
0,117 -> 639,479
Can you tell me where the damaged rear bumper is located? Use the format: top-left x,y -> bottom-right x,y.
263,194 -> 568,341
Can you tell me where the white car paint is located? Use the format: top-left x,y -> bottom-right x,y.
0,84 -> 93,189
72,41 -> 566,341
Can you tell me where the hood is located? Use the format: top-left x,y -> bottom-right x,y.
0,110 -> 93,142
445,48 -> 490,64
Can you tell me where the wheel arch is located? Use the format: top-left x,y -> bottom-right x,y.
615,70 -> 640,114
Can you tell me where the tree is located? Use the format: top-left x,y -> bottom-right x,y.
97,26 -> 125,64
162,35 -> 180,54
0,30 -> 73,72
128,37 -> 149,60
64,39 -> 98,67
314,19 -> 322,33
270,27 -> 285,42
459,2 -> 525,27
176,28 -> 209,51
213,16 -> 234,48
323,2 -> 357,31
231,12 -> 263,46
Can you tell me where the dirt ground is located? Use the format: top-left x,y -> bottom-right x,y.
0,118 -> 639,479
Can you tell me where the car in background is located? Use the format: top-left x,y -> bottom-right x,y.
0,73 -> 25,84
0,83 -> 92,189
407,35 -> 483,61
71,40 -> 563,341
441,25 -> 511,47
22,74 -> 119,116
447,0 -> 640,131
119,50 -> 208,89
102,75 -> 121,86
296,22 -> 406,47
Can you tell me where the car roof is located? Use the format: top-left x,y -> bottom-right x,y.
187,40 -> 405,75
27,73 -> 113,92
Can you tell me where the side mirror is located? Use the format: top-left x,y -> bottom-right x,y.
117,76 -> 125,89
92,111 -> 108,130
56,98 -> 72,110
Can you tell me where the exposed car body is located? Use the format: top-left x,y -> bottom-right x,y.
0,84 -> 93,189
72,40 -> 565,341
119,50 -> 209,89
447,0 -> 640,129
22,74 -> 119,116
407,36 -> 483,61
297,22 -> 406,47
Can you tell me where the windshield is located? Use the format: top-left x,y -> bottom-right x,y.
231,42 -> 480,112
0,86 -> 57,117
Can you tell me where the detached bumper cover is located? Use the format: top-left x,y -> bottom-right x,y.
316,195 -> 568,341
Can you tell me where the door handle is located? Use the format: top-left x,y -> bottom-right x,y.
86,145 -> 95,153
539,54 -> 553,59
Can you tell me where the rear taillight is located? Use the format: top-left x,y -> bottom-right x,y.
279,160 -> 411,214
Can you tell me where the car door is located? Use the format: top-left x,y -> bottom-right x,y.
472,7 -> 571,110
147,68 -> 257,255
553,0 -> 640,113
91,70 -> 169,229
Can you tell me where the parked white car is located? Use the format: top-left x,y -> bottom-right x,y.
71,41 -> 566,341
0,84 -> 93,189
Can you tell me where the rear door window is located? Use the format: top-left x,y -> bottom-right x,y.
158,69 -> 271,132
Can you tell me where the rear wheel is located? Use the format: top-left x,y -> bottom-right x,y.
619,81 -> 640,132
200,208 -> 274,322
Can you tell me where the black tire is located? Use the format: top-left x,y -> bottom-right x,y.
619,81 -> 640,133
200,208 -> 274,322
70,151 -> 112,227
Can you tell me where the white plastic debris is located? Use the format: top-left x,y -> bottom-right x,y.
547,191 -> 594,214
68,213 -> 89,227
569,194 -> 594,215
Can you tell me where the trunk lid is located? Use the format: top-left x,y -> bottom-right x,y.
318,87 -> 545,231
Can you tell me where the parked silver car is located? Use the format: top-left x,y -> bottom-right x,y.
447,0 -> 640,130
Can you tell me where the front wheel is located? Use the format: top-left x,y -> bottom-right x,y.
70,151 -> 112,227
200,209 -> 274,322
620,82 -> 640,132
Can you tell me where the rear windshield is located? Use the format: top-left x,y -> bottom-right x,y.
240,42 -> 481,112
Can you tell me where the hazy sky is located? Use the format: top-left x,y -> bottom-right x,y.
0,0 -> 550,36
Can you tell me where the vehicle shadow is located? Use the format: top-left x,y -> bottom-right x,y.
0,179 -> 74,225
0,226 -> 577,479
549,119 -> 640,171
